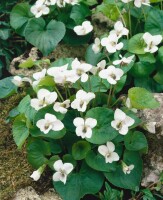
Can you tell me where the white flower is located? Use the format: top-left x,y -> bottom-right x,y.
74,21 -> 93,36
31,89 -> 57,111
71,90 -> 95,112
144,122 -> 156,134
125,97 -> 137,113
143,32 -> 162,53
53,160 -> 73,184
121,0 -> 133,3
36,113 -> 64,134
73,117 -> 97,138
99,65 -> 124,85
32,69 -> 46,86
90,60 -> 106,75
134,0 -> 150,7
47,64 -> 78,84
30,164 -> 46,181
71,58 -> 92,82
30,170 -> 41,181
53,100 -> 70,114
45,0 -> 57,5
98,141 -> 119,163
122,163 -> 134,174
101,33 -> 123,53
113,55 -> 135,66
110,21 -> 129,39
12,76 -> 32,87
31,0 -> 50,18
111,109 -> 135,135
64,0 -> 78,5
92,38 -> 101,54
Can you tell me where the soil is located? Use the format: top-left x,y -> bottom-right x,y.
0,94 -> 53,200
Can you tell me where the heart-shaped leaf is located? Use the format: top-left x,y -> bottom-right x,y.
54,162 -> 104,200
85,107 -> 118,144
25,18 -> 66,55
105,150 -> 143,191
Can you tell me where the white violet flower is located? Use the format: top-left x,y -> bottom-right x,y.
31,89 -> 57,111
53,160 -> 73,184
125,97 -> 137,113
111,109 -> 135,135
122,163 -> 134,174
32,68 -> 46,86
134,0 -> 150,8
73,117 -> 97,138
99,65 -> 124,85
110,21 -> 129,39
12,76 -> 32,87
90,60 -> 106,75
101,33 -> 123,53
71,58 -> 92,82
92,38 -> 101,54
74,21 -> 93,36
36,113 -> 64,134
98,141 -> 119,163
143,32 -> 162,53
113,55 -> 135,66
144,122 -> 156,134
53,100 -> 70,114
64,0 -> 78,5
30,164 -> 46,181
71,90 -> 95,112
121,0 -> 133,3
31,0 -> 50,18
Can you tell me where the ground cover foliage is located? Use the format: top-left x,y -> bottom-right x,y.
0,0 -> 163,199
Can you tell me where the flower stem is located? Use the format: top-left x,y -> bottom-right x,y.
107,85 -> 113,107
55,86 -> 64,102
114,0 -> 127,27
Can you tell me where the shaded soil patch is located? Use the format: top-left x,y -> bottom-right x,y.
0,94 -> 52,200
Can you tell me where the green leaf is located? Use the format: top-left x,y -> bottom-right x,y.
63,28 -> 92,45
158,46 -> 163,63
96,3 -> 119,21
115,75 -> 127,93
153,70 -> 163,85
72,141 -> 91,160
10,3 -> 34,36
105,150 -> 143,191
85,107 -> 118,144
18,95 -> 37,121
25,18 -> 66,56
63,154 -> 77,167
70,4 -> 91,24
0,77 -> 17,99
128,87 -> 160,109
86,150 -> 117,172
145,9 -> 163,36
138,53 -> 156,64
19,58 -> 34,68
48,155 -> 60,170
27,139 -> 51,168
31,105 -> 66,139
37,76 -> 55,87
73,75 -> 110,92
13,114 -> 29,149
54,162 -> 104,200
0,29 -> 10,40
129,62 -> 155,78
51,58 -> 73,69
124,131 -> 148,151
85,44 -> 104,65
128,33 -> 146,54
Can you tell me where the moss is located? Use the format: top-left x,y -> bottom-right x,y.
0,94 -> 52,200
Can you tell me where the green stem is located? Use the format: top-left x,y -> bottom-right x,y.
128,4 -> 132,37
114,0 -> 127,27
88,75 -> 92,92
141,6 -> 146,21
55,86 -> 64,102
107,85 -> 113,107
98,78 -> 103,92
